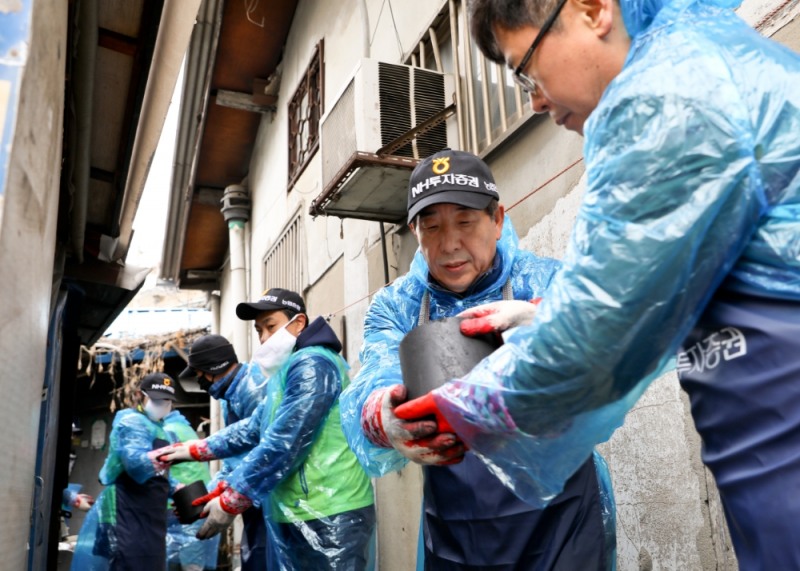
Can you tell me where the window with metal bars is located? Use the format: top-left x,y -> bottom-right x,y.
262,212 -> 305,296
288,39 -> 324,190
406,1 -> 534,154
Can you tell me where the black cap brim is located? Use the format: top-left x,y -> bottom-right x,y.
143,389 -> 178,401
407,190 -> 495,223
179,365 -> 195,379
236,301 -> 285,320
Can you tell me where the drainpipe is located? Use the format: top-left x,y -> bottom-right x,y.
358,0 -> 370,58
70,0 -> 97,263
359,0 -> 392,285
207,292 -> 222,473
221,184 -> 251,360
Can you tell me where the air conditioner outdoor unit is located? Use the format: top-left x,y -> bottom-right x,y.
312,59 -> 456,222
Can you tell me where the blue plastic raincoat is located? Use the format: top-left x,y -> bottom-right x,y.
163,412 -> 219,571
208,362 -> 269,486
205,318 -> 375,570
433,1 -> 800,568
71,408 -> 181,571
340,217 -> 616,569
207,361 -> 270,571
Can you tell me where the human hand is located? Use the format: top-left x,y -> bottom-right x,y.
146,449 -> 171,475
72,493 -> 95,511
457,299 -> 541,336
191,481 -> 227,508
362,385 -> 465,466
195,487 -> 252,540
156,440 -> 215,464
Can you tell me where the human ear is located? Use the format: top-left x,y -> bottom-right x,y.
494,205 -> 505,240
408,222 -> 420,242
571,0 -> 614,38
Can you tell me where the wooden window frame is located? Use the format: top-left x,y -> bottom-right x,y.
287,39 -> 325,191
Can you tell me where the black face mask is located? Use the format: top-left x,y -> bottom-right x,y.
197,376 -> 213,392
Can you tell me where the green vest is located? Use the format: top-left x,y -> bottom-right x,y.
268,346 -> 373,523
164,419 -> 211,486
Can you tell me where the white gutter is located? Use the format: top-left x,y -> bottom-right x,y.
160,0 -> 225,283
113,0 -> 203,262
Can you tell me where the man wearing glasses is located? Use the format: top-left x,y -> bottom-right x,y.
396,0 -> 800,568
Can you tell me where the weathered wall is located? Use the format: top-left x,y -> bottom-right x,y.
520,177 -> 738,571
230,1 -> 800,570
0,0 -> 67,568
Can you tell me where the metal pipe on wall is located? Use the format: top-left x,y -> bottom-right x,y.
70,0 -> 98,264
221,183 -> 251,361
359,0 -> 370,58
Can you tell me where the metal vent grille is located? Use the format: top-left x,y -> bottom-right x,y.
321,79 -> 356,188
412,68 -> 447,158
263,213 -> 305,295
378,62 -> 413,156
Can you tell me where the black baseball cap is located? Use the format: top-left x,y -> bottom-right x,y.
236,288 -> 306,321
407,149 -> 499,223
180,334 -> 238,379
139,373 -> 178,401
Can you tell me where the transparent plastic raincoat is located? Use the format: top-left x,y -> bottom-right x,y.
207,362 -> 269,487
340,217 -> 616,569
206,361 -> 270,571
430,1 -> 800,568
204,318 -> 375,570
163,412 -> 219,571
71,408 -> 181,571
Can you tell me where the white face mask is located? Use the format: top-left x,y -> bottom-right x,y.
143,398 -> 172,422
253,316 -> 298,376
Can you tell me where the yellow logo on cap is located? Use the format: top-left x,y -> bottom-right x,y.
432,157 -> 450,175
163,378 -> 171,386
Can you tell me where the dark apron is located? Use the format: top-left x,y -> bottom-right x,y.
109,439 -> 171,571
242,506 -> 270,571
418,285 -> 609,570
423,455 -> 608,570
678,289 -> 800,570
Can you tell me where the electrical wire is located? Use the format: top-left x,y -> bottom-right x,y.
323,156 -> 585,319
387,0 -> 404,57
369,0 -> 388,48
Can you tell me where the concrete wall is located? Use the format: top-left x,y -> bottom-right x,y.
520,178 -> 738,571
0,0 -> 67,568
223,1 -> 800,569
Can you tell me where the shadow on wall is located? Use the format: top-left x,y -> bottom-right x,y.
517,174 -> 738,571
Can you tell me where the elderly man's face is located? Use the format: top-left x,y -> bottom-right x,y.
493,0 -> 628,135
410,203 -> 504,293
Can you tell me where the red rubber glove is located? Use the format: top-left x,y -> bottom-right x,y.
156,440 -> 215,464
195,485 -> 252,540
72,493 -> 95,511
362,384 -> 465,465
191,481 -> 228,507
395,391 -> 457,436
458,298 -> 542,336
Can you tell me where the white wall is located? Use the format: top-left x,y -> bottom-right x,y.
228,1 -> 800,569
0,0 -> 67,567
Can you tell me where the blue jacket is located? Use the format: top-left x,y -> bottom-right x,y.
205,317 -> 356,505
71,408 -> 184,571
431,0 -> 800,507
339,216 -> 560,475
340,217 -> 615,569
207,362 -> 269,487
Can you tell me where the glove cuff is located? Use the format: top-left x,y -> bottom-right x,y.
361,389 -> 392,448
147,449 -> 170,475
189,440 -> 215,461
219,487 -> 252,515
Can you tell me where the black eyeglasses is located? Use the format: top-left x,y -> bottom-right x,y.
512,0 -> 569,94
